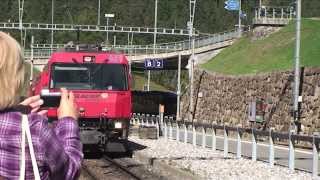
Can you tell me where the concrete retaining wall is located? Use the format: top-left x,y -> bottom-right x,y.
180,67 -> 320,134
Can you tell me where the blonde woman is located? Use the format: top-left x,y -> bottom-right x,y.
0,31 -> 83,179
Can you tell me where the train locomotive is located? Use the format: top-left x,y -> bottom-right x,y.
30,45 -> 132,151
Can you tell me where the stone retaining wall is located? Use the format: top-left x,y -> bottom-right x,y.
180,67 -> 320,134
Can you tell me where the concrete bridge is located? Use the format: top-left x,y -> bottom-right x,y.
24,29 -> 238,70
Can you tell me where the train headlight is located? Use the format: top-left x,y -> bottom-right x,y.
115,122 -> 122,129
79,107 -> 85,116
83,56 -> 95,63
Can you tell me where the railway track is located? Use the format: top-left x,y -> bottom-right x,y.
80,153 -> 163,180
102,155 -> 143,180
81,163 -> 100,180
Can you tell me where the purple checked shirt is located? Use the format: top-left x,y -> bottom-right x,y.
0,111 -> 83,179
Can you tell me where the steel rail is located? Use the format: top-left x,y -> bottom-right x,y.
81,164 -> 100,180
103,155 -> 143,180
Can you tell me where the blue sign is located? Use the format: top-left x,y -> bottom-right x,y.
144,59 -> 163,69
224,0 -> 239,11
144,59 -> 154,68
154,59 -> 163,68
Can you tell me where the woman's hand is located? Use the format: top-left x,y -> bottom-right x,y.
20,95 -> 48,116
57,88 -> 78,120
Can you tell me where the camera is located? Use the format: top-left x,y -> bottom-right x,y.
40,89 -> 61,108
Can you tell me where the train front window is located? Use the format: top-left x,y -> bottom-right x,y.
51,63 -> 128,90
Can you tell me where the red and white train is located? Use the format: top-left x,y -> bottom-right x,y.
30,45 -> 132,151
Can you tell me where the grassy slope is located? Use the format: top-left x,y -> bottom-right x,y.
201,19 -> 320,75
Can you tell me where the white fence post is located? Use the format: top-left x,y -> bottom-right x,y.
269,129 -> 274,167
313,133 -> 319,178
236,127 -> 242,159
164,122 -> 167,139
202,127 -> 206,148
135,114 -> 139,125
252,129 -> 257,161
212,127 -> 216,151
289,131 -> 295,171
146,115 -> 149,126
176,123 -> 180,141
169,122 -> 173,140
139,114 -> 145,126
224,126 -> 228,158
151,115 -> 155,126
156,121 -> 160,139
193,126 -> 197,146
141,116 -> 145,126
184,124 -> 188,144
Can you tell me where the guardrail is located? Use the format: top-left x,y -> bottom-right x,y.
131,113 -> 320,178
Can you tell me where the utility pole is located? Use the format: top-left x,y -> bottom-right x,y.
51,0 -> 54,50
148,0 -> 158,91
18,0 -> 25,46
189,0 -> 196,122
238,0 -> 242,37
259,0 -> 262,8
177,53 -> 181,120
98,0 -> 101,26
293,0 -> 301,132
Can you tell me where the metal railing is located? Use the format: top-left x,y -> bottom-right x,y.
131,113 -> 320,178
0,22 -> 191,36
253,6 -> 295,25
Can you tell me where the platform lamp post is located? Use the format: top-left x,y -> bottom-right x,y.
97,0 -> 101,26
188,0 -> 196,122
148,0 -> 158,92
18,0 -> 25,46
104,13 -> 115,45
292,0 -> 301,133
238,0 -> 242,37
51,0 -> 54,53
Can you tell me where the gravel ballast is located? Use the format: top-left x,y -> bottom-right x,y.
129,136 -> 313,180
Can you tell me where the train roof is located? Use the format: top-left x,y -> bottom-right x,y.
48,51 -> 129,65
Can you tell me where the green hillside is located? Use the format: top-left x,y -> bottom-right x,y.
202,19 -> 320,75
132,72 -> 169,92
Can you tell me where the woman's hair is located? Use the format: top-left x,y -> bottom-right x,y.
0,32 -> 25,110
